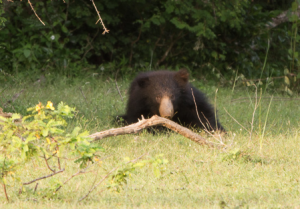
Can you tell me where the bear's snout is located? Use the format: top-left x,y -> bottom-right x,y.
159,96 -> 174,119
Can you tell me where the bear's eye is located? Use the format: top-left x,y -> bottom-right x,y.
156,96 -> 161,102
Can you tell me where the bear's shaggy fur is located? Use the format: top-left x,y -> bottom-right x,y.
120,69 -> 225,132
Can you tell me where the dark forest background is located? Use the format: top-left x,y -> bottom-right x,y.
0,0 -> 299,91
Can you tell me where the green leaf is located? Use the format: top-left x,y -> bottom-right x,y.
23,144 -> 29,153
23,49 -> 31,58
50,128 -> 64,135
211,51 -> 218,59
71,127 -> 81,137
2,177 -> 7,184
22,115 -> 33,121
11,113 -> 22,121
294,52 -> 298,59
170,17 -> 188,29
133,162 -> 145,168
292,2 -> 298,11
285,86 -> 293,96
61,25 -> 68,33
0,116 -> 7,122
153,166 -> 161,178
165,4 -> 174,13
42,128 -> 49,137
47,119 -> 64,128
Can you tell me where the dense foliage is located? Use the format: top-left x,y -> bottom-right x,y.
0,0 -> 6,28
0,0 -> 299,85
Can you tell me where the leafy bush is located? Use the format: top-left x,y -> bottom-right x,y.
0,0 -> 299,86
0,101 -> 168,201
0,101 -> 101,183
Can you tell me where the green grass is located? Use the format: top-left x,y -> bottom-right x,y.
1,73 -> 300,208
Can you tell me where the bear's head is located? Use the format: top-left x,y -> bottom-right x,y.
135,69 -> 189,119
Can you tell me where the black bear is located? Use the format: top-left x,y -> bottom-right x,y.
120,69 -> 225,132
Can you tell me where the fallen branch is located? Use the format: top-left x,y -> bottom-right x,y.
89,115 -> 219,147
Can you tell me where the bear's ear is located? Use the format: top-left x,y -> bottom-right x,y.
137,76 -> 150,88
175,68 -> 189,84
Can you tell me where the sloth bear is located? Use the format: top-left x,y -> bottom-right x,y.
120,69 -> 225,132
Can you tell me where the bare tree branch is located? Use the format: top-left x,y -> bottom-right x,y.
43,154 -> 55,173
2,183 -> 9,202
23,169 -> 65,185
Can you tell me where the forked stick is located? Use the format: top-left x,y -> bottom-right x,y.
89,115 -> 221,147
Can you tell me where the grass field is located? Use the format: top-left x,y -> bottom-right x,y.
1,73 -> 300,208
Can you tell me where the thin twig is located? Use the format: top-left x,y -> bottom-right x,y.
2,183 -> 9,202
214,89 -> 218,130
115,81 -> 123,101
43,154 -> 54,172
3,89 -> 24,108
57,157 -> 61,170
231,96 -> 300,103
34,183 -> 39,194
152,27 -> 163,52
57,145 -> 61,170
260,95 -> 273,151
56,156 -> 111,192
191,89 -> 224,144
79,153 -> 148,201
23,169 -> 65,185
190,88 -> 211,134
249,85 -> 262,141
79,87 -> 89,106
129,25 -> 142,65
223,108 -> 250,134
114,70 -> 123,101
156,31 -> 183,65
28,0 -> 45,25
201,112 -> 214,132
91,0 -> 109,34
55,164 -> 94,192
81,28 -> 100,61
2,158 -> 9,202
156,38 -> 174,65
44,152 -> 57,161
